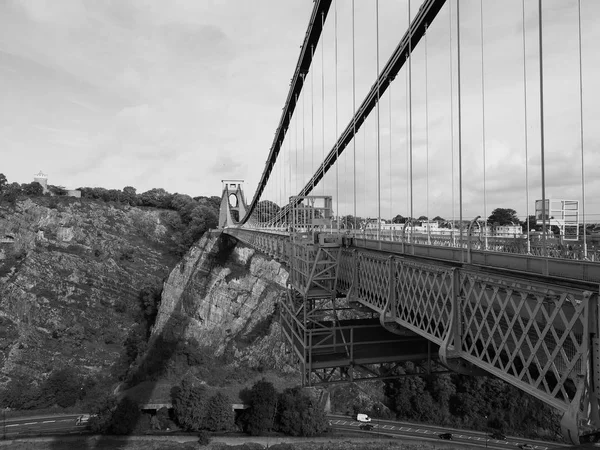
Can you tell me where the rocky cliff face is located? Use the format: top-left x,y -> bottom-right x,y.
151,230 -> 295,376
0,197 -> 180,386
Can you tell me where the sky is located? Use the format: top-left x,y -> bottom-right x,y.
1,0 -> 599,223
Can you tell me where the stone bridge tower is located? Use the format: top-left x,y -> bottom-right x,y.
218,180 -> 248,228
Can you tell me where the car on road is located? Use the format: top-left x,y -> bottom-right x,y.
356,413 -> 371,423
490,432 -> 506,440
75,414 -> 97,426
360,424 -> 374,431
519,445 -> 534,450
438,432 -> 453,440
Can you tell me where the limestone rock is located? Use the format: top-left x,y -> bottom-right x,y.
0,198 -> 180,385
152,231 -> 295,373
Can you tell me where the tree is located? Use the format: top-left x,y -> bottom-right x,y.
0,378 -> 33,409
204,392 -> 234,431
48,185 -> 67,196
277,387 -> 328,437
417,215 -> 429,221
243,379 -> 278,436
139,188 -> 173,208
432,216 -> 445,222
0,173 -> 7,192
138,285 -> 162,332
392,214 -> 406,224
488,208 -> 519,226
172,377 -> 208,431
38,367 -> 83,408
521,215 -> 539,233
21,181 -> 44,197
89,393 -> 118,433
122,186 -> 138,205
109,397 -> 140,435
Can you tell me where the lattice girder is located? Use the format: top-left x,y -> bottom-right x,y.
226,229 -> 600,443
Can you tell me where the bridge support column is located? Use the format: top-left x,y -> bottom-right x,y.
439,268 -> 487,376
561,291 -> 600,445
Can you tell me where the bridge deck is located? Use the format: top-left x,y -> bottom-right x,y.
281,317 -> 437,369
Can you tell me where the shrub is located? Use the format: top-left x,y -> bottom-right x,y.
197,430 -> 211,446
204,392 -> 234,431
242,379 -> 278,436
109,397 -> 141,435
172,376 -> 208,431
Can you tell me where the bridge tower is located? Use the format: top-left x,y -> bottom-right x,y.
218,179 -> 248,228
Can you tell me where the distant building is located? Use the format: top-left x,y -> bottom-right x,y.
33,170 -> 80,197
33,170 -> 48,194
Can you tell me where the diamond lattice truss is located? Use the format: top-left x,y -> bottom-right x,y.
224,228 -> 600,443
459,270 -> 587,411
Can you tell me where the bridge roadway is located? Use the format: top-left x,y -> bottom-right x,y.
224,227 -> 600,443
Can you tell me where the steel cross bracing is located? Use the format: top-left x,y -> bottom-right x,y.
223,226 -> 600,443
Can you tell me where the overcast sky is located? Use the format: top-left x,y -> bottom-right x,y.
1,0 -> 599,222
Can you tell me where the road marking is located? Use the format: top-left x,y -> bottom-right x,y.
6,424 -> 18,428
42,420 -> 55,423
24,422 -> 35,425
399,427 -> 411,431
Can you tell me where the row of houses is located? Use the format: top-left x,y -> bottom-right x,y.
365,220 -> 523,238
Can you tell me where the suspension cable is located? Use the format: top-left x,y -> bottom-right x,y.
352,0 -> 357,230
449,0 -> 455,244
538,0 -> 547,255
295,94 -> 299,196
577,0 -> 587,258
425,23 -> 430,244
335,0 -> 339,231
457,0 -> 464,248
480,0 -> 488,250
364,114 -> 367,229
408,0 -> 414,224
376,0 -> 381,241
406,54 -> 410,222
302,75 -> 306,207
522,0 -> 531,253
389,76 -> 393,240
289,112 -> 292,207
321,11 -> 325,197
311,45 -> 315,192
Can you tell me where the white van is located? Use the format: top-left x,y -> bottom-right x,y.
356,413 -> 371,423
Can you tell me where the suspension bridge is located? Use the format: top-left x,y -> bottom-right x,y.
218,0 -> 600,444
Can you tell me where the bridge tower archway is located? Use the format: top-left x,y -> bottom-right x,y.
219,180 -> 248,228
